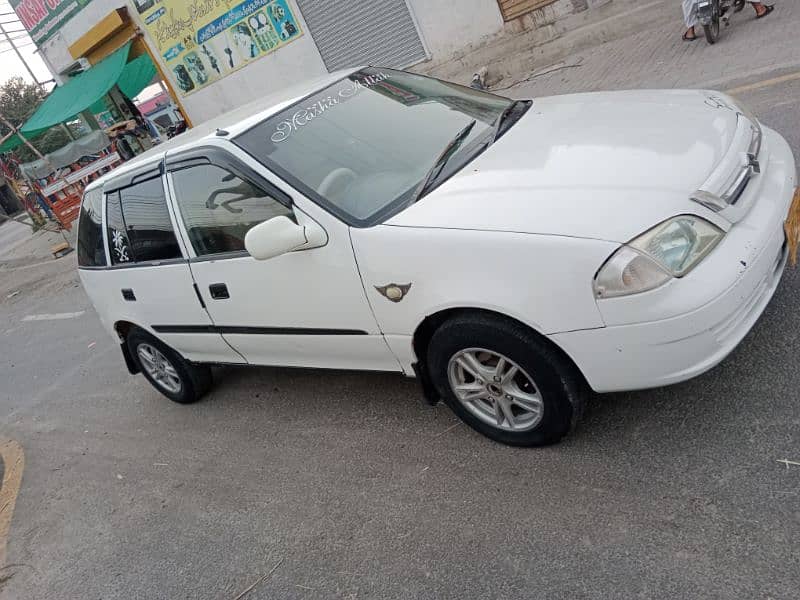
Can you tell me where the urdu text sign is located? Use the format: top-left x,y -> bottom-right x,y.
11,0 -> 94,45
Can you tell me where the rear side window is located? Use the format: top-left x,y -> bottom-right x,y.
119,178 -> 182,262
77,187 -> 106,267
106,177 -> 182,265
106,192 -> 131,264
170,164 -> 292,256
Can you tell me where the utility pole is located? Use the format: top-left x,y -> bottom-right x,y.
0,17 -> 40,85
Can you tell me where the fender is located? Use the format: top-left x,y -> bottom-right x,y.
697,0 -> 716,24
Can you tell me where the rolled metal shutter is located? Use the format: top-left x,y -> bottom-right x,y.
295,0 -> 427,71
497,0 -> 558,21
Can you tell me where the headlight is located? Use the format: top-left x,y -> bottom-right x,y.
594,216 -> 724,298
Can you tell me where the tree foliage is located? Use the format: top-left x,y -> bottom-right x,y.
0,77 -> 76,162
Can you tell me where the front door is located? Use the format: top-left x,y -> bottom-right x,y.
165,146 -> 400,371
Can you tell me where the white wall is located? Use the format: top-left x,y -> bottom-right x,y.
406,0 -> 504,59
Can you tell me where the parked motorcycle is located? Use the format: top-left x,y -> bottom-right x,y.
697,0 -> 746,44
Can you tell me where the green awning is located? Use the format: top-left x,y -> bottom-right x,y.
88,55 -> 158,115
1,43 -> 158,154
20,42 -> 132,136
118,53 -> 158,100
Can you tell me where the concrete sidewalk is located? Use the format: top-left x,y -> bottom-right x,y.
503,0 -> 799,97
422,0 -> 799,98
0,219 -> 76,265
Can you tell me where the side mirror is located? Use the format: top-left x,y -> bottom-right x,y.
244,215 -> 325,261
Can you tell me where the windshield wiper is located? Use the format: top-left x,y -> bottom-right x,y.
412,119 -> 477,203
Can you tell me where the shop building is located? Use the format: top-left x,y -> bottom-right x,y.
14,0 -> 609,126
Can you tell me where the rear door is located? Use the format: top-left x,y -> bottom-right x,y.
96,167 -> 244,364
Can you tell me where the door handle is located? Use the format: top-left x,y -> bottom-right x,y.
209,283 -> 230,299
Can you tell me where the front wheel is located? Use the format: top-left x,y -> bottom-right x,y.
426,314 -> 586,446
703,0 -> 721,43
127,328 -> 212,404
703,21 -> 719,44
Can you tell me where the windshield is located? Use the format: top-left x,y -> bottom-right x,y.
233,67 -> 513,226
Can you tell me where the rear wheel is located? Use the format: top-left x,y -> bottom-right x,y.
127,328 -> 212,404
426,314 -> 586,446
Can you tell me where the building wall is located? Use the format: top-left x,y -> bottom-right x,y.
38,0 -> 128,76
179,0 -> 507,122
407,0 -> 504,59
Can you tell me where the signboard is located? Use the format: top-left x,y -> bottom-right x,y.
11,0 -> 94,45
132,0 -> 303,98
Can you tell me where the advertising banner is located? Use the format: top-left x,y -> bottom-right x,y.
131,0 -> 303,98
11,0 -> 94,45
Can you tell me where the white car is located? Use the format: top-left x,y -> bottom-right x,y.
77,67 -> 798,446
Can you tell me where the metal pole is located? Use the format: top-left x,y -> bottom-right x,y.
60,123 -> 75,140
0,20 -> 40,84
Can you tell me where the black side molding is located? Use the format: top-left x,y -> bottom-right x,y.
152,325 -> 369,336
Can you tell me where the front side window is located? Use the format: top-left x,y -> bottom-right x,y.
234,67 -> 513,225
106,177 -> 182,265
171,165 -> 292,256
77,187 -> 106,267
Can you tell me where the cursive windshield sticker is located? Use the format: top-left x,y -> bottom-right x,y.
270,72 -> 389,143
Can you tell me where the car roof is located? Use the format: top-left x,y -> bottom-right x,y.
86,68 -> 359,192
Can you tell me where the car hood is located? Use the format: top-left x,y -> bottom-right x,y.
386,90 -> 739,242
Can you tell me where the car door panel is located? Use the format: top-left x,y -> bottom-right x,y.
90,264 -> 246,364
165,145 -> 401,371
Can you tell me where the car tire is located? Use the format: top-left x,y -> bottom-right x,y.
427,313 -> 586,446
127,328 -> 212,404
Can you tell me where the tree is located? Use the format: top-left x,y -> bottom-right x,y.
0,77 -> 77,162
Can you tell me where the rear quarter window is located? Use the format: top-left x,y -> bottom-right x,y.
77,187 -> 106,267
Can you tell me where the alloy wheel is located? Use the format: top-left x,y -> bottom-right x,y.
447,348 -> 544,432
137,343 -> 182,395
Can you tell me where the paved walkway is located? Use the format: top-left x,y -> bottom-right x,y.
503,0 -> 799,97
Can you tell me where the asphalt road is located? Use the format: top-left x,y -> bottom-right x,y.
0,73 -> 798,600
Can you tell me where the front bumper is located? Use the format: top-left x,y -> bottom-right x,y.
552,127 -> 796,393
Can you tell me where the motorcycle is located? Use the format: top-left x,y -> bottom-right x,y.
697,0 -> 746,44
